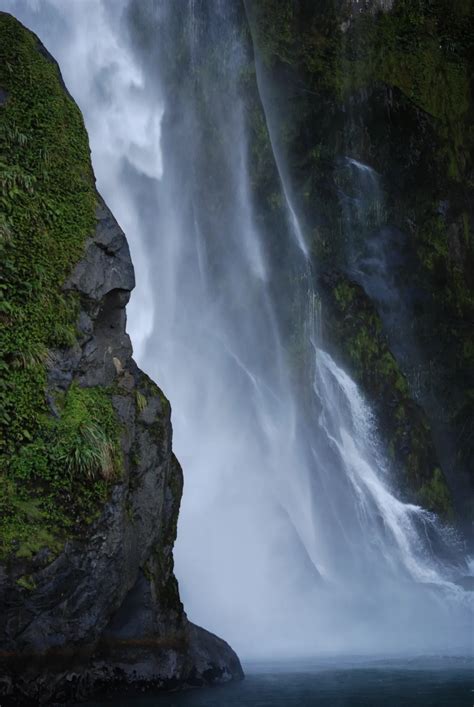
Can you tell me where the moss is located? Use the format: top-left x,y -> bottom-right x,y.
419,467 -> 453,519
1,384 -> 123,560
0,14 -> 96,468
379,352 -> 409,395
139,370 -> 170,417
16,574 -> 36,591
252,0 -> 473,183
135,390 -> 148,413
349,4 -> 472,115
0,16 -> 122,561
251,0 -> 297,68
333,280 -> 355,312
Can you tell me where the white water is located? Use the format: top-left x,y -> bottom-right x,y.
315,349 -> 453,587
4,0 -> 472,658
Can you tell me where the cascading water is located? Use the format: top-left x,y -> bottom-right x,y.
5,0 -> 472,658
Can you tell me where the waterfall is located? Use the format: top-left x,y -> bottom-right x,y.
4,0 -> 472,658
314,349 -> 456,586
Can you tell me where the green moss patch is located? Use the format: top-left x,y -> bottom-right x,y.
0,13 -> 96,457
255,3 -> 472,114
419,467 -> 453,520
1,383 -> 123,560
0,14 -> 123,561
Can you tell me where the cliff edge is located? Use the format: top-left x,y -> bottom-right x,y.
0,12 -> 242,705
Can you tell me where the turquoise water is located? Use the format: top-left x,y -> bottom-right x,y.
88,657 -> 473,706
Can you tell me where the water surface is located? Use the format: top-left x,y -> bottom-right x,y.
88,656 -> 473,706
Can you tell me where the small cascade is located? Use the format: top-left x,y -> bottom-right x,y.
313,349 -> 463,589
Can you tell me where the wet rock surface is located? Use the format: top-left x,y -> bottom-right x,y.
246,0 -> 473,530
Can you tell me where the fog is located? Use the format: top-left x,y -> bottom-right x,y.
4,0 -> 472,659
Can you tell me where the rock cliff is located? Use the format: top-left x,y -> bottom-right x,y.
246,0 -> 473,531
0,12 -> 242,705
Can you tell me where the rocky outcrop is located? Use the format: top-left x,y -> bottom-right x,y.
0,13 -> 242,705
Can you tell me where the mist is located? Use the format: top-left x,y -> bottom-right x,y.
4,0 -> 472,660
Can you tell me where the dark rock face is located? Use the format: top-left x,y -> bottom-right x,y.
246,0 -> 473,530
0,78 -> 242,707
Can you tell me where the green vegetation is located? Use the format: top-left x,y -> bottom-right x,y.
0,13 -> 96,458
419,467 -> 453,519
135,390 -> 148,413
1,384 -> 123,559
16,574 -> 36,591
333,280 -> 355,312
0,14 -> 122,560
255,0 -> 473,154
253,0 -> 473,225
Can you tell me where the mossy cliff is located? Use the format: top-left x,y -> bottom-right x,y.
0,13 -> 242,704
246,0 -> 473,526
